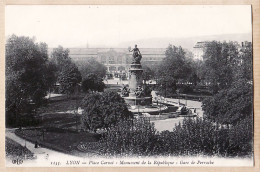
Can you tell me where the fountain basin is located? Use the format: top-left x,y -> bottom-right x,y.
124,96 -> 152,106
128,104 -> 168,115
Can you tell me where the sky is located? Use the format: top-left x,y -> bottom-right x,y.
5,5 -> 252,48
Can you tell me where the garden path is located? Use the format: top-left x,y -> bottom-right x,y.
152,98 -> 203,132
5,129 -> 75,165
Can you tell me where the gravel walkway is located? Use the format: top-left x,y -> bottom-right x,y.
5,129 -> 75,166
152,98 -> 204,132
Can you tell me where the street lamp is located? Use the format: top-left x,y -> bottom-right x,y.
164,80 -> 167,98
158,95 -> 162,116
176,89 -> 180,105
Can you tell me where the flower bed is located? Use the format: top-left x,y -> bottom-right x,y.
5,138 -> 35,160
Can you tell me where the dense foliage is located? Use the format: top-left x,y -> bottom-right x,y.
202,79 -> 253,124
86,117 -> 252,157
6,35 -> 51,126
202,42 -> 253,125
6,138 -> 35,160
51,46 -> 82,96
99,118 -> 157,155
76,58 -> 107,79
202,41 -> 240,93
81,91 -> 133,132
81,73 -> 105,92
57,62 -> 82,96
50,46 -> 71,71
156,45 -> 192,96
142,64 -> 155,84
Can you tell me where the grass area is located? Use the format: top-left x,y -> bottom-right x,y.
10,92 -> 98,154
5,137 -> 35,160
29,93 -> 85,128
15,129 -> 100,153
12,93 -> 101,154
38,94 -> 85,114
38,113 -> 80,128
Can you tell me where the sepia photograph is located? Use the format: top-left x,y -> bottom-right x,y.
4,5 -> 253,167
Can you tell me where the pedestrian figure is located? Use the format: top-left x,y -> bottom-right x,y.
35,141 -> 38,148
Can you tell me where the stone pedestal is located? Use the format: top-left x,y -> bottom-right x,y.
122,49 -> 153,108
129,64 -> 143,97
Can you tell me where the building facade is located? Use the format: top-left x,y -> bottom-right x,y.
192,41 -> 251,61
49,48 -> 166,77
192,41 -> 208,61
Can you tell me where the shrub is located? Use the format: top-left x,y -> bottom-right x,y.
81,73 -> 105,92
99,118 -> 159,156
178,85 -> 194,94
87,117 -> 253,157
202,79 -> 253,125
81,91 -> 133,132
158,117 -> 253,157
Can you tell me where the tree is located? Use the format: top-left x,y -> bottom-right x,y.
235,42 -> 253,81
81,73 -> 105,92
81,91 -> 133,132
142,64 -> 154,84
51,46 -> 82,96
76,58 -> 107,79
156,45 -> 192,96
6,35 -> 50,126
202,41 -> 253,125
44,60 -> 58,95
202,79 -> 253,125
201,41 -> 239,93
50,46 -> 71,72
58,62 -> 82,97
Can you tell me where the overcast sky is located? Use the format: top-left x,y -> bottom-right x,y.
5,5 -> 252,48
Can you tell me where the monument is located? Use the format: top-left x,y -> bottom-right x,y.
122,45 -> 152,106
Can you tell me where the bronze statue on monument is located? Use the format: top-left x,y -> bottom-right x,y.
128,44 -> 142,64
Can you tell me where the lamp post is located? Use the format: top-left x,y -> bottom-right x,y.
164,80 -> 167,98
176,89 -> 180,105
138,102 -> 140,115
158,95 -> 162,116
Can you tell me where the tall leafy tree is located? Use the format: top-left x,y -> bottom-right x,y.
142,64 -> 155,84
156,45 -> 192,96
235,42 -> 253,81
51,46 -> 82,96
202,41 -> 239,93
6,35 -> 50,126
50,46 -> 71,71
202,41 -> 253,125
44,60 -> 58,94
58,62 -> 82,97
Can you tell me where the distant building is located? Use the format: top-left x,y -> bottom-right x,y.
48,48 -> 166,77
240,41 -> 251,49
192,41 -> 252,61
192,41 -> 209,61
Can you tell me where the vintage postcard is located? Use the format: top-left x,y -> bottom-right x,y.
4,5 -> 254,167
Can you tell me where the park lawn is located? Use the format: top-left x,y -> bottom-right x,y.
35,94 -> 85,128
15,93 -> 101,153
37,93 -> 86,114
38,113 -> 80,128
16,129 -> 100,153
5,137 -> 35,160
